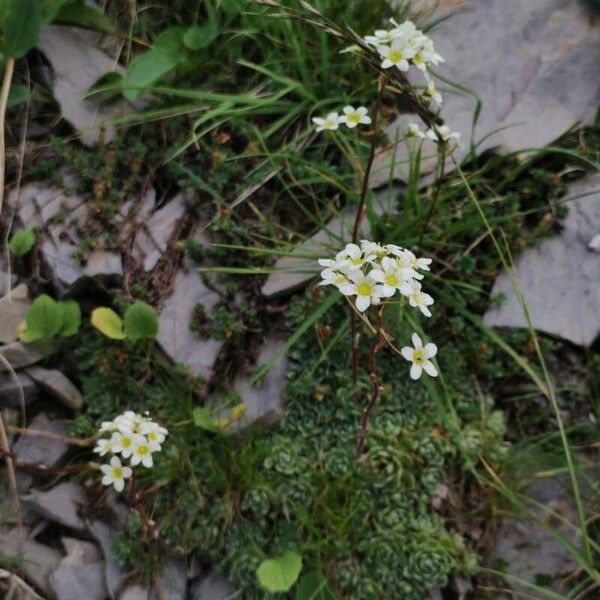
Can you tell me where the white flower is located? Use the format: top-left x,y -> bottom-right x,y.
401,333 -> 438,380
336,242 -> 376,270
340,44 -> 362,54
389,20 -> 419,41
93,438 -> 114,457
99,420 -> 118,433
364,30 -> 393,46
140,421 -> 167,447
110,431 -> 139,459
403,249 -> 432,271
412,39 -> 444,72
320,268 -> 350,289
312,112 -> 340,132
424,81 -> 442,107
370,256 -> 415,298
339,106 -> 371,129
360,239 -> 387,258
378,38 -> 415,72
425,125 -> 460,144
100,456 -> 132,492
408,282 -> 434,317
339,271 -> 384,312
130,438 -> 154,468
407,123 -> 426,139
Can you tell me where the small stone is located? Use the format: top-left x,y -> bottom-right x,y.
0,283 -> 30,344
484,173 -> 600,346
38,26 -> 129,146
0,372 -> 40,407
0,341 -> 50,370
149,559 -> 187,600
87,519 -> 127,599
588,233 -> 600,252
157,230 -> 223,381
231,337 -> 288,430
49,563 -> 107,600
61,537 -> 102,565
0,527 -> 63,596
22,482 -> 86,532
120,585 -> 149,600
191,573 -> 236,600
0,270 -> 18,296
25,367 -> 84,410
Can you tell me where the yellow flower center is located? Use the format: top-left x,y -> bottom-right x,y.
385,273 -> 398,287
137,445 -> 150,456
413,348 -> 425,365
348,113 -> 360,123
357,282 -> 372,296
350,256 -> 363,266
334,274 -> 347,285
122,437 -> 132,448
111,467 -> 123,479
389,49 -> 404,63
147,431 -> 158,441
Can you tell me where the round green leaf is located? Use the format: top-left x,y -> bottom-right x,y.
58,300 -> 81,337
91,307 -> 126,340
257,551 -> 303,593
123,301 -> 159,341
8,228 -> 36,257
122,47 -> 179,102
295,571 -> 334,600
182,21 -> 219,51
24,294 -> 63,341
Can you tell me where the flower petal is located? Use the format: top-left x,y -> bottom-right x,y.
355,295 -> 371,312
411,332 -> 422,348
423,361 -> 438,377
410,364 -> 422,380
400,346 -> 414,361
424,343 -> 437,358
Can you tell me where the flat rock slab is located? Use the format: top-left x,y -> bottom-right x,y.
39,26 -> 128,146
61,537 -> 103,565
0,284 -> 30,344
484,173 -> 600,346
22,482 -> 86,532
157,230 -> 223,381
191,573 -> 237,600
148,559 -> 187,600
232,337 -> 288,429
372,0 -> 600,187
0,527 -> 63,597
0,372 -> 40,407
87,519 -> 127,599
0,341 -> 50,370
49,563 -> 107,600
25,366 -> 84,411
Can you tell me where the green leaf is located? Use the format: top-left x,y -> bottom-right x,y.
22,294 -> 63,341
0,0 -> 42,58
295,571 -> 334,600
41,0 -> 74,23
58,300 -> 81,337
8,228 -> 35,256
154,26 -> 185,55
123,301 -> 159,341
91,307 -> 126,340
192,407 -> 220,432
257,551 -> 303,593
54,0 -> 114,33
182,21 -> 219,51
87,71 -> 123,103
122,47 -> 179,102
7,84 -> 29,107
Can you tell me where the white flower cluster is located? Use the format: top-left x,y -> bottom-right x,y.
313,105 -> 371,132
319,240 -> 433,314
364,19 -> 444,74
319,240 -> 438,380
408,122 -> 461,147
94,410 -> 168,492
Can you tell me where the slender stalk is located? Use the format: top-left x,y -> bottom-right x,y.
0,57 -> 15,220
418,146 -> 446,245
0,352 -> 20,515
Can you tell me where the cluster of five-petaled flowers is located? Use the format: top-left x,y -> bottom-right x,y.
319,240 -> 438,380
94,410 -> 168,492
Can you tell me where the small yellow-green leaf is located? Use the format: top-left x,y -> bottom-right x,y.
59,300 -> 81,337
9,228 -> 36,257
257,551 -> 302,593
123,301 -> 159,341
24,294 -> 62,340
91,307 -> 126,340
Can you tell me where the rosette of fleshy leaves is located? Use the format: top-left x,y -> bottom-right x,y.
94,410 -> 168,492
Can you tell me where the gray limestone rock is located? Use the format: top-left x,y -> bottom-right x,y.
371,0 -> 600,187
0,372 -> 39,407
0,341 -> 51,370
49,563 -> 107,600
61,537 -> 103,565
22,482 -> 86,532
87,519 -> 127,599
25,367 -> 84,411
0,284 -> 30,344
149,559 -> 187,600
484,173 -> 600,346
191,573 -> 237,600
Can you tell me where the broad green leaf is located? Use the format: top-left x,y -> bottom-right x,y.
154,26 -> 185,55
8,228 -> 35,256
19,321 -> 40,343
296,571 -> 334,600
58,300 -> 81,337
182,21 -> 219,51
122,48 -> 178,102
257,551 -> 303,593
87,71 -> 123,103
123,301 -> 159,341
54,0 -> 114,33
91,307 -> 126,340
0,0 -> 42,58
7,84 -> 29,107
41,0 -> 74,23
192,407 -> 220,432
23,294 -> 63,341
